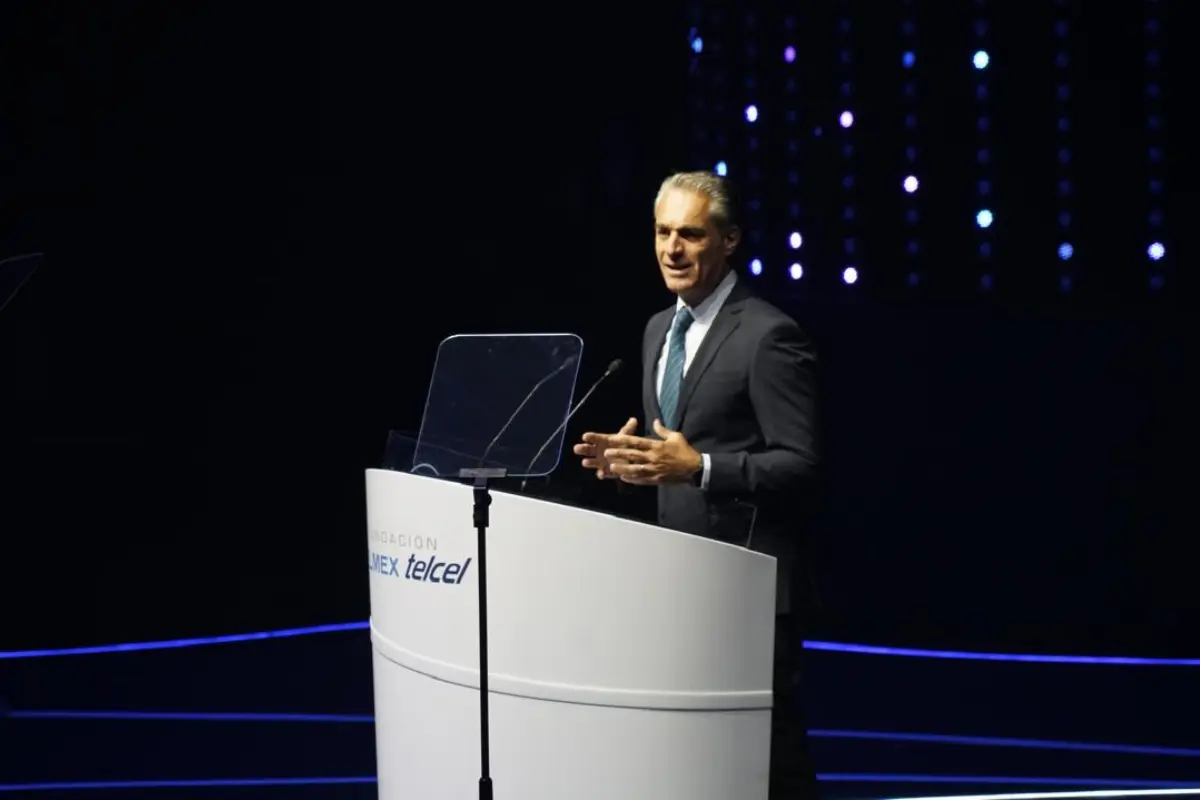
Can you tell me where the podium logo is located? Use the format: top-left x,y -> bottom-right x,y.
369,551 -> 472,585
368,529 -> 438,552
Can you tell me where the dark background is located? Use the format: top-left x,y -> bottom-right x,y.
0,1 -> 1190,658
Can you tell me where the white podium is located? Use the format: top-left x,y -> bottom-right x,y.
367,468 -> 778,799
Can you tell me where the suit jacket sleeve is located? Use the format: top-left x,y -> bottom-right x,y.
706,321 -> 819,496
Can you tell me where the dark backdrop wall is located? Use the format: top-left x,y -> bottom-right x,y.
0,2 -> 1191,658
679,0 -> 1191,656
0,1 -> 684,650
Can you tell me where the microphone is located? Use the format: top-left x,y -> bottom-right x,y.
520,358 -> 624,491
474,354 -> 578,471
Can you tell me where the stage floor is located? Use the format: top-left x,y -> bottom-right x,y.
2,624 -> 1199,798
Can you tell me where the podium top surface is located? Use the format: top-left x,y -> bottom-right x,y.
364,469 -> 777,712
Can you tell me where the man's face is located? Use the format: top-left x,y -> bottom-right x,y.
654,188 -> 740,306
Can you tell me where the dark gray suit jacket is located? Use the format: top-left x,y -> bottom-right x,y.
642,279 -> 819,613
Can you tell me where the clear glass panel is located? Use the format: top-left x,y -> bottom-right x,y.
414,333 -> 584,479
0,253 -> 42,315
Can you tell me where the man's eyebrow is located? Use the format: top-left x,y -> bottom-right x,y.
655,223 -> 706,233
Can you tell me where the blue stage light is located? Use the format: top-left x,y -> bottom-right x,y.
4,774 -> 1196,794
3,619 -> 1200,664
0,621 -> 369,660
0,777 -> 378,793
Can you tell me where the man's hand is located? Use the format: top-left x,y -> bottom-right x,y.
574,417 -> 639,480
603,419 -> 703,486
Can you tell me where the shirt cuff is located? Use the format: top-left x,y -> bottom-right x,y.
699,453 -> 712,491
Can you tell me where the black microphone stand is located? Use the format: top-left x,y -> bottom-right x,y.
457,465 -> 506,800
458,360 -> 570,799
453,354 -> 608,798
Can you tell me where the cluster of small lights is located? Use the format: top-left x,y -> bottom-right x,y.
901,2 -> 920,286
685,5 -> 1169,299
837,10 -> 857,286
784,16 -> 803,281
1054,2 -> 1074,292
742,12 -> 764,277
973,5 -> 994,290
689,7 -> 732,186
1145,2 -> 1167,289
687,7 -> 711,177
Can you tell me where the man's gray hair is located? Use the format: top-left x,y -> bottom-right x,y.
654,171 -> 740,232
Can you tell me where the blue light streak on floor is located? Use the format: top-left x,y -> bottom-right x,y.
3,620 -> 1199,666
2,776 -> 1198,793
8,711 -> 1200,759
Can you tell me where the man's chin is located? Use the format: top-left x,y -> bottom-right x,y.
663,270 -> 696,292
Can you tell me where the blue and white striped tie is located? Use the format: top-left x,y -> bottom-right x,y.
658,307 -> 695,430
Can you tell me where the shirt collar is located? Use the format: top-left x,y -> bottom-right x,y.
677,269 -> 738,325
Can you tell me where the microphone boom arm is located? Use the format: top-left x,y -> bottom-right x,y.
520,359 -> 623,489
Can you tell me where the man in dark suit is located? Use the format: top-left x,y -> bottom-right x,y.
573,170 -> 819,799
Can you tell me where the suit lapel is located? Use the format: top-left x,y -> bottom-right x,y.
643,310 -> 672,431
675,295 -> 745,430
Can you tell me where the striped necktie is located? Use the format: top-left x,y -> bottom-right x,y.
658,307 -> 695,430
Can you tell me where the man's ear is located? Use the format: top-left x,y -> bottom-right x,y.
723,225 -> 742,258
